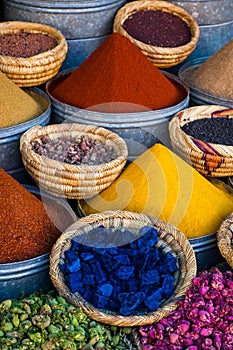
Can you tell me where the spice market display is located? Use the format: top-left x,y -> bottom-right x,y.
0,1 -> 233,349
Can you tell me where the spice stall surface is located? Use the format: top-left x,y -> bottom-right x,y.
0,2 -> 233,349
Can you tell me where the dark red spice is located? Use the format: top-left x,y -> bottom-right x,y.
0,30 -> 58,58
0,168 -> 62,263
123,10 -> 191,47
50,33 -> 187,113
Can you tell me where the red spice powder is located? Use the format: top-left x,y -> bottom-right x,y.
51,33 -> 186,113
0,168 -> 61,263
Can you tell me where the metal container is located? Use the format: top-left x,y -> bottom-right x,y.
46,69 -> 189,160
166,0 -> 233,25
178,57 -> 233,108
0,88 -> 51,183
0,185 -> 77,302
188,20 -> 233,61
189,233 -> 224,272
2,0 -> 126,39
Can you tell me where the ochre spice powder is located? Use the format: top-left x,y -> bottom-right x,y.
0,71 -> 47,128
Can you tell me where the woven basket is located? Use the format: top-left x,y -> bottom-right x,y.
0,21 -> 68,87
20,123 -> 128,199
217,213 -> 233,269
50,210 -> 197,326
169,105 -> 233,177
113,0 -> 199,68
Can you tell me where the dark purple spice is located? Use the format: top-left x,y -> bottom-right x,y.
31,135 -> 117,165
123,10 -> 191,47
181,118 -> 233,146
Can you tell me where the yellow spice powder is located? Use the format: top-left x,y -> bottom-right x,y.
82,143 -> 233,239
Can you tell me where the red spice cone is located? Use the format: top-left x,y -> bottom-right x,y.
51,33 -> 186,113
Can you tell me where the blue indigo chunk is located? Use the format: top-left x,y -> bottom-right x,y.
144,288 -> 162,311
92,261 -> 107,283
64,251 -> 81,273
140,269 -> 160,286
97,283 -> 113,297
117,265 -> 135,280
118,292 -> 146,316
162,274 -> 176,298
68,272 -> 83,293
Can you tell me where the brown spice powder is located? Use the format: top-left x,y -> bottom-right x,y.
188,39 -> 233,100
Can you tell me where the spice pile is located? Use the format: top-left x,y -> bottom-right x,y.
50,33 -> 187,113
123,10 -> 191,47
60,225 -> 178,316
0,71 -> 47,128
82,143 -> 233,239
0,168 -> 61,263
0,290 -> 135,349
139,268 -> 233,349
187,39 -> 233,100
32,135 -> 117,165
0,31 -> 57,57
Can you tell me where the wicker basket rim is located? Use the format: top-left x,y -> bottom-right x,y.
50,210 -> 197,326
216,212 -> 233,269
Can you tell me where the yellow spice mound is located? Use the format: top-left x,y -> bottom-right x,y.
0,71 -> 46,128
82,143 -> 233,238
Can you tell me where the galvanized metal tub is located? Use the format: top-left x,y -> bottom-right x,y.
178,56 -> 233,108
2,0 -> 126,39
166,0 -> 233,25
46,69 -> 189,160
0,88 -> 51,183
188,20 -> 233,61
0,185 -> 77,302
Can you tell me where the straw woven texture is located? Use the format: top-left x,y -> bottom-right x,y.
113,0 -> 199,68
169,105 -> 233,177
0,21 -> 68,87
217,212 -> 233,269
50,210 -> 197,326
20,123 -> 128,199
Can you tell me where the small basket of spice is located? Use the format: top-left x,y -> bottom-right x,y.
217,212 -> 233,270
169,105 -> 233,177
113,0 -> 199,68
50,210 -> 197,327
0,21 -> 68,87
20,123 -> 128,199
